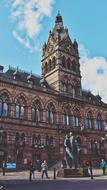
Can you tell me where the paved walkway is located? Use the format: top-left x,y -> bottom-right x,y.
0,169 -> 107,185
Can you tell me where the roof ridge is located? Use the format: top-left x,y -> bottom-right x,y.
8,66 -> 41,79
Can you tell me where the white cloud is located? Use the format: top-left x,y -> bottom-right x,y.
8,0 -> 54,51
79,44 -> 107,103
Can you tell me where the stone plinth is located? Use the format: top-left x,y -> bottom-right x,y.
57,168 -> 83,178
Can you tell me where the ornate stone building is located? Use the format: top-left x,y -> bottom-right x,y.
0,13 -> 107,168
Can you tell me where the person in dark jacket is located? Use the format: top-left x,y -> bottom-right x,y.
29,162 -> 35,181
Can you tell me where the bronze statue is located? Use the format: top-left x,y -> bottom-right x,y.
64,132 -> 81,169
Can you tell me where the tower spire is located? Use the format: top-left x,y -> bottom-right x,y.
55,11 -> 63,24
53,12 -> 64,33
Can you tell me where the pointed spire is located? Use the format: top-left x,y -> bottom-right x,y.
53,12 -> 64,33
55,11 -> 63,24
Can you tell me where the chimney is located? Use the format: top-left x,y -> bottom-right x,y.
0,65 -> 4,73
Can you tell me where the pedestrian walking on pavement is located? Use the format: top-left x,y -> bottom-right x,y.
85,161 -> 93,179
100,159 -> 106,175
41,160 -> 49,179
88,161 -> 93,179
29,162 -> 35,181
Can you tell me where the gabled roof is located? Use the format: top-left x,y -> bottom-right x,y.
82,90 -> 107,105
0,67 -> 52,90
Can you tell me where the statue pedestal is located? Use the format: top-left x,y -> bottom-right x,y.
57,168 -> 84,178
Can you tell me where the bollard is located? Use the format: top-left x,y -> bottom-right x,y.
53,167 -> 56,180
29,171 -> 32,182
3,167 -> 5,176
2,161 -> 6,176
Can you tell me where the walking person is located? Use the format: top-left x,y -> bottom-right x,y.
41,160 -> 49,179
88,161 -> 93,179
29,162 -> 35,181
100,159 -> 106,175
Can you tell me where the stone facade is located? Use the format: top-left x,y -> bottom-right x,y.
0,13 -> 107,169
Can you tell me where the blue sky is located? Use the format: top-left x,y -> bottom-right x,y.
0,0 -> 107,102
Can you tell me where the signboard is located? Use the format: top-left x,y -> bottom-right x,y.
5,163 -> 16,169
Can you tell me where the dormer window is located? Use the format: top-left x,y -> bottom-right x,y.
28,79 -> 33,85
40,78 -> 47,89
27,73 -> 34,85
13,68 -> 20,80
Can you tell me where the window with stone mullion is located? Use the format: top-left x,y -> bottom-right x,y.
32,101 -> 41,122
32,134 -> 39,147
73,115 -> 79,128
0,98 -> 8,117
96,119 -> 101,130
62,112 -> 70,127
15,97 -> 25,119
16,105 -> 24,119
45,135 -> 50,146
96,114 -> 101,130
46,104 -> 55,124
87,118 -> 93,129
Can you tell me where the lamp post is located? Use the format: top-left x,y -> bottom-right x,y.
0,127 -> 6,176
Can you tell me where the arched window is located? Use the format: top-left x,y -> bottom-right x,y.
32,134 -> 41,147
20,133 -> 25,146
48,59 -> 52,71
73,109 -> 79,128
62,109 -> 70,127
62,83 -> 68,92
91,139 -> 98,153
96,113 -> 102,130
45,135 -> 50,146
46,103 -> 55,124
67,58 -> 71,70
62,56 -> 66,68
2,131 -> 7,144
32,134 -> 37,147
72,60 -> 76,72
32,100 -> 41,122
99,138 -> 104,151
15,96 -> 26,119
50,136 -> 54,146
86,112 -> 93,129
0,129 -> 7,144
45,62 -> 48,73
52,57 -> 56,68
38,135 -> 41,146
15,132 -> 20,147
0,93 -> 9,117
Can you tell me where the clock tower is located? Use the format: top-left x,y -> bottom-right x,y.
42,13 -> 82,97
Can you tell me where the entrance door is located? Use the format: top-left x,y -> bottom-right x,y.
0,150 -> 6,168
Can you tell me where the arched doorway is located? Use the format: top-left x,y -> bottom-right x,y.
0,149 -> 7,168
